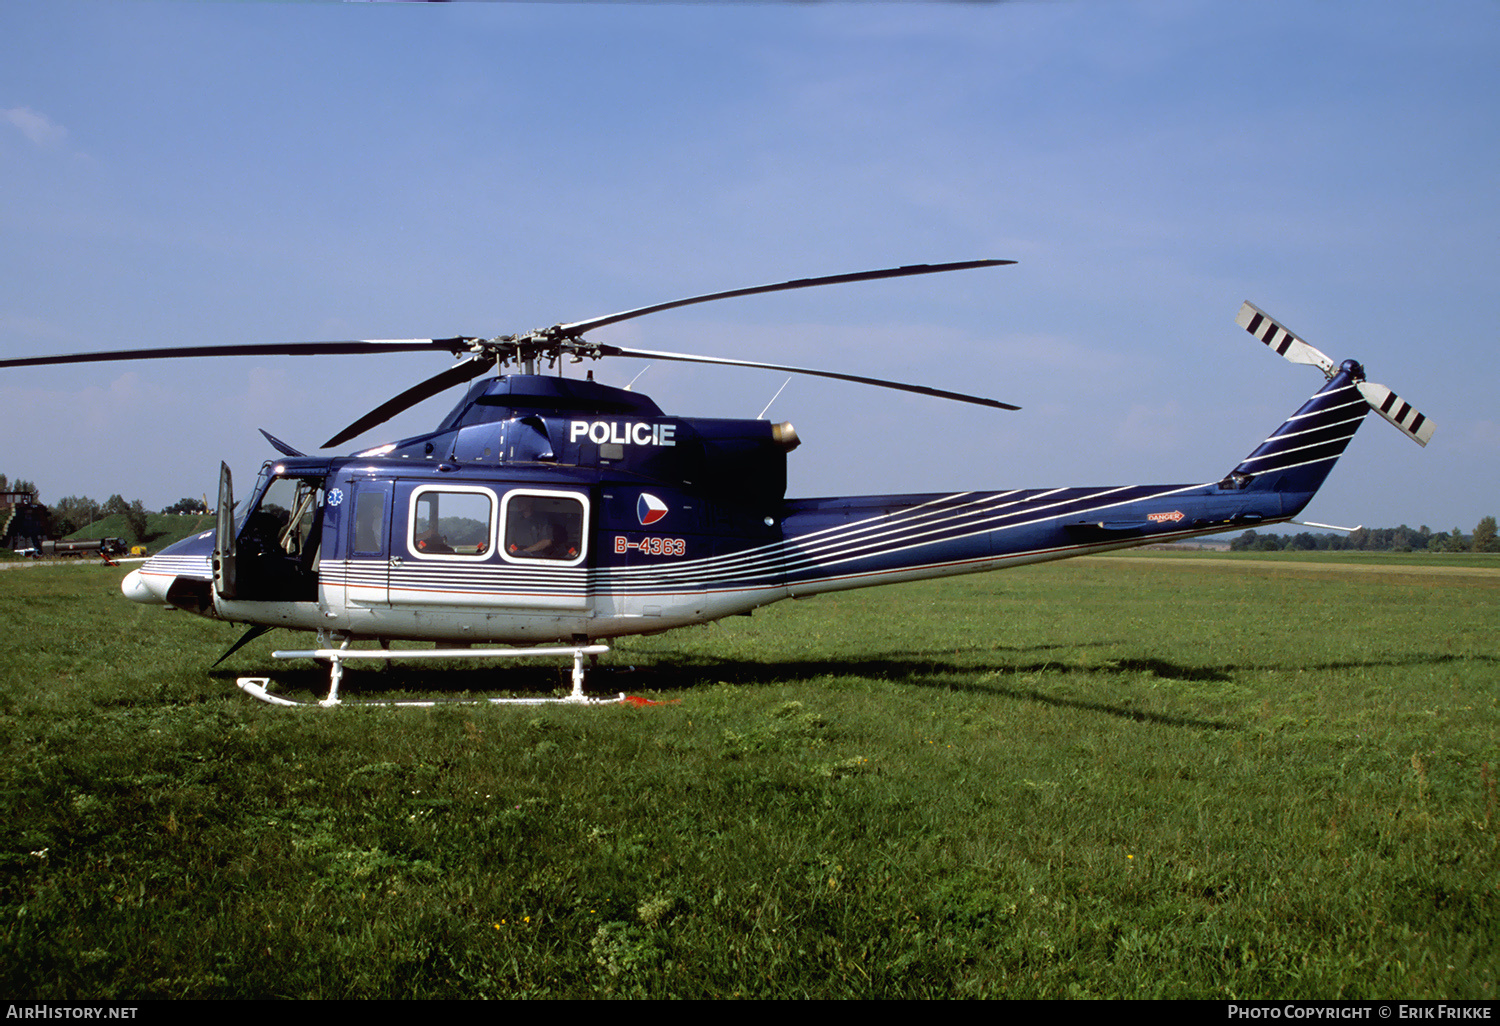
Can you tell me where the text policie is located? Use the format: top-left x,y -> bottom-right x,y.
569,420 -> 677,447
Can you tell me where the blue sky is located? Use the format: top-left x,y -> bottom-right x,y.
3,0 -> 1496,534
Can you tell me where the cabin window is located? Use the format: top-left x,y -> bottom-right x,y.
501,491 -> 587,564
407,487 -> 495,559
352,492 -> 385,554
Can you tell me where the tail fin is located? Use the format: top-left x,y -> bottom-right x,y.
1223,367 -> 1369,498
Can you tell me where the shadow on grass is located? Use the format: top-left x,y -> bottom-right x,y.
598,647 -> 1491,731
208,644 -> 1490,728
623,648 -> 1245,730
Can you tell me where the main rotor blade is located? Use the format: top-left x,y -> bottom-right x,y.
0,337 -> 469,370
595,344 -> 1020,411
556,259 -> 1015,336
323,354 -> 492,449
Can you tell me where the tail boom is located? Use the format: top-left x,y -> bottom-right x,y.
772,368 -> 1381,598
775,479 -> 1294,599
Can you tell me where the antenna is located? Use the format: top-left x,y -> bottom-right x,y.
625,363 -> 652,391
757,377 -> 793,420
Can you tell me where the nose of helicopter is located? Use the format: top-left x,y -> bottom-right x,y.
122,568 -> 168,605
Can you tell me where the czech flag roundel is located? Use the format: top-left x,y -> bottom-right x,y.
637,493 -> 668,526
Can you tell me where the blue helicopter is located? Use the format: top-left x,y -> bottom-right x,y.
2,261 -> 1432,706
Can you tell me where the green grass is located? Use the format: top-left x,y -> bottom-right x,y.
0,555 -> 1495,998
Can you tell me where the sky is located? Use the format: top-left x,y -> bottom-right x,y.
2,0 -> 1496,535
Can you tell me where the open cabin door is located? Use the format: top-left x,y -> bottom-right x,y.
213,462 -> 236,600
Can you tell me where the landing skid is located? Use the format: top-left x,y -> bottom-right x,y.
236,641 -> 622,708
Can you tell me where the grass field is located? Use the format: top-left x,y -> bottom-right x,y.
1,552 -> 1496,999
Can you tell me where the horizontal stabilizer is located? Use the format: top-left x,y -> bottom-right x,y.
1235,302 -> 1336,377
1293,520 -> 1363,533
1356,380 -> 1434,447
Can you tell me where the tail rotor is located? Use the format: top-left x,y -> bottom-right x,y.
1235,302 -> 1434,447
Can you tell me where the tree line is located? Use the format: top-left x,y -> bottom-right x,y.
0,474 -> 208,544
1230,517 -> 1499,553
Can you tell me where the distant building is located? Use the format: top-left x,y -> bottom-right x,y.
1,491 -> 49,551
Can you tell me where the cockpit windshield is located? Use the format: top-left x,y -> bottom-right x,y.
243,476 -> 321,559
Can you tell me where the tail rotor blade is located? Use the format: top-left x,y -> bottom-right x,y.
1235,302 -> 1336,377
1356,380 -> 1434,447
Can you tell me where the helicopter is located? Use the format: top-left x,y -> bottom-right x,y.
1,260 -> 1433,706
